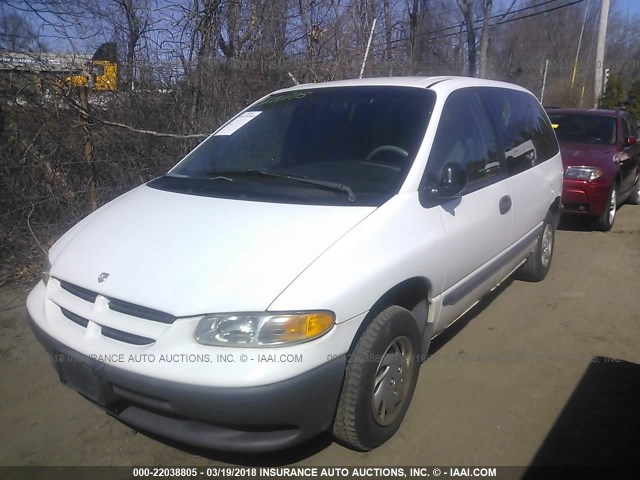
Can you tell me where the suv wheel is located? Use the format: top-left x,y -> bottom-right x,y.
517,213 -> 556,282
332,306 -> 420,451
594,184 -> 617,231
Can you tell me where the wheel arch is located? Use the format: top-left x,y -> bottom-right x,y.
347,276 -> 432,356
612,174 -> 621,204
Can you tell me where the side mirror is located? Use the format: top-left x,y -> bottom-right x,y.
626,136 -> 637,146
432,162 -> 468,198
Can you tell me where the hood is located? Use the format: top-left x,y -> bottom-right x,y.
559,142 -> 619,169
50,185 -> 375,316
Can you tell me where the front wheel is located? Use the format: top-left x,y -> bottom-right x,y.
517,213 -> 556,282
594,184 -> 617,231
332,306 -> 420,451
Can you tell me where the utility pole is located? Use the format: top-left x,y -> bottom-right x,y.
79,85 -> 97,211
570,0 -> 590,98
359,19 -> 377,79
594,0 -> 610,108
541,59 -> 550,105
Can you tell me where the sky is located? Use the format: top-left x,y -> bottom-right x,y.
617,0 -> 640,12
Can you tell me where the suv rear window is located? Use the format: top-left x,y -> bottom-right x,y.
547,113 -> 617,145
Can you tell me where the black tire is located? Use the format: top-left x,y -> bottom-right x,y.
627,175 -> 640,205
517,213 -> 556,282
332,306 -> 420,451
594,183 -> 617,231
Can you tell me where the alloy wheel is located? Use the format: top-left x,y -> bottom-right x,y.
608,187 -> 617,225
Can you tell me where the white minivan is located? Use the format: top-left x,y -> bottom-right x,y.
27,77 -> 562,452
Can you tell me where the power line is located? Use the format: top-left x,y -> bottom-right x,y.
370,0 -> 587,57
406,0 -> 567,40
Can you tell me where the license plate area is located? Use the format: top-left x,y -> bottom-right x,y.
54,352 -> 117,407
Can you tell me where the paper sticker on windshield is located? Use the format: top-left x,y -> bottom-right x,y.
215,111 -> 262,136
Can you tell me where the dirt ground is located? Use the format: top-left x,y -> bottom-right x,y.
1,205 -> 639,468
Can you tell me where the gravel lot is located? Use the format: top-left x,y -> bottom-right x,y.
1,205 -> 639,468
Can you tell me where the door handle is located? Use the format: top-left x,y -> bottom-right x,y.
499,195 -> 512,215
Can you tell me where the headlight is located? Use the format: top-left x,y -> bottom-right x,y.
564,166 -> 603,181
42,257 -> 51,286
194,311 -> 335,347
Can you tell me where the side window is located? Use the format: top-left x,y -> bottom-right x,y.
424,90 -> 502,190
481,88 -> 559,176
622,115 -> 635,142
621,116 -> 630,142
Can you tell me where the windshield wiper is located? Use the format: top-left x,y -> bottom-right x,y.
201,169 -> 356,202
246,169 -> 356,202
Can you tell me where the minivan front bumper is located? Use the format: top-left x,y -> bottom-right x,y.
27,313 -> 346,452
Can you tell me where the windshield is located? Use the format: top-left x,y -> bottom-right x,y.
548,113 -> 617,145
154,86 -> 435,206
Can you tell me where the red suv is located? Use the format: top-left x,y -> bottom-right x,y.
547,108 -> 640,230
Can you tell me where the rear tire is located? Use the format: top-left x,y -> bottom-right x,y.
332,306 -> 420,451
594,184 -> 617,231
517,213 -> 556,282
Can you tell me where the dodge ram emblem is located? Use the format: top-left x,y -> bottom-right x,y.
97,272 -> 110,283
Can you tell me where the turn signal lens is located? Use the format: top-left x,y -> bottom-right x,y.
258,313 -> 335,344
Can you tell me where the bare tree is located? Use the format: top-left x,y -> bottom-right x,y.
478,0 -> 492,78
456,0 -> 476,77
478,0 -> 516,78
115,0 -> 148,90
383,0 -> 393,65
218,0 -> 265,58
